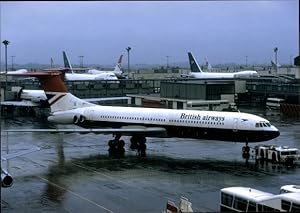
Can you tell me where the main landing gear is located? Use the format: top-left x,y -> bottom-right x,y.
107,134 -> 147,157
108,134 -> 125,157
242,142 -> 250,159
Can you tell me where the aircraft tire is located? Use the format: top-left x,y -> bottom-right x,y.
108,140 -> 114,148
119,140 -> 125,148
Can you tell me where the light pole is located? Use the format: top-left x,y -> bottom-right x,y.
126,46 -> 131,76
2,40 -> 10,95
274,47 -> 278,73
11,56 -> 15,71
245,56 -> 248,67
50,57 -> 54,68
166,56 -> 169,69
79,56 -> 84,68
2,40 -> 9,72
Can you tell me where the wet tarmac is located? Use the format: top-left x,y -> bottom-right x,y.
1,107 -> 300,212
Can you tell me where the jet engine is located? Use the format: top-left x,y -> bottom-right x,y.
1,169 -> 13,188
48,113 -> 85,124
73,114 -> 86,124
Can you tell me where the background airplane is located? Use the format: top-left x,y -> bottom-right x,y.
87,54 -> 124,78
62,51 -> 119,81
6,70 -> 280,158
184,52 -> 259,79
0,87 -> 129,108
205,57 -> 213,71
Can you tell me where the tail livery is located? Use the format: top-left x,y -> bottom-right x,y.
113,54 -> 123,72
63,51 -> 74,73
188,52 -> 203,73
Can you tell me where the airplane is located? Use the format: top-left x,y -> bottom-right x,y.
205,57 -> 213,71
1,147 -> 40,187
62,51 -> 119,82
184,52 -> 259,79
0,87 -> 129,108
271,60 -> 281,69
6,70 -> 280,158
87,54 -> 124,78
0,69 -> 28,75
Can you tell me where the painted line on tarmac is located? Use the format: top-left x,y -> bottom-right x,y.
37,176 -> 114,213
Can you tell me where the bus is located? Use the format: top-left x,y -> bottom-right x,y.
220,187 -> 300,212
266,98 -> 285,110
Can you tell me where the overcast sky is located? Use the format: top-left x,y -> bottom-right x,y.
0,1 -> 298,66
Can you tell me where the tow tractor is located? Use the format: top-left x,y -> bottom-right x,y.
254,145 -> 300,165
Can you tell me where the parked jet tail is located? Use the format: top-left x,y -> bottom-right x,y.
113,54 -> 123,71
188,52 -> 203,73
6,71 -> 94,113
63,51 -> 74,73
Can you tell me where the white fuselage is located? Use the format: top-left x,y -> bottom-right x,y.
20,89 -> 47,102
65,72 -> 119,81
87,69 -> 123,78
190,70 -> 259,79
48,95 -> 279,143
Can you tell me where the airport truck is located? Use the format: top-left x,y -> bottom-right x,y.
255,145 -> 300,165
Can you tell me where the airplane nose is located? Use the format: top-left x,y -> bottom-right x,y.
270,126 -> 280,139
273,130 -> 280,139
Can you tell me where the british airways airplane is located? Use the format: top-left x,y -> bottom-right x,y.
87,55 -> 124,78
62,51 -> 119,82
7,71 -> 279,157
184,52 -> 259,79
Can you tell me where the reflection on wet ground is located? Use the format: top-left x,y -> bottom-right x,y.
1,108 -> 300,212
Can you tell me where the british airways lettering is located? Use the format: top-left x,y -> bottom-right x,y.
180,113 -> 225,122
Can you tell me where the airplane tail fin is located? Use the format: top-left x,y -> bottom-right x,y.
6,71 -> 94,113
63,51 -> 74,73
271,60 -> 280,68
113,54 -> 123,72
188,52 -> 203,73
205,57 -> 212,70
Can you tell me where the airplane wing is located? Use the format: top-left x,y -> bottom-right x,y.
0,100 -> 40,107
2,126 -> 168,137
1,147 -> 40,161
83,97 -> 130,103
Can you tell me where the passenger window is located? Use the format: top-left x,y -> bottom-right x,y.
221,193 -> 233,207
248,201 -> 256,212
291,203 -> 300,212
233,197 -> 247,211
258,204 -> 263,212
281,200 -> 291,211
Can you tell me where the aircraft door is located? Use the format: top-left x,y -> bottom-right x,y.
87,109 -> 95,120
233,118 -> 238,132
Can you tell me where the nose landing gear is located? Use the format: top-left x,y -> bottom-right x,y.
242,142 -> 250,159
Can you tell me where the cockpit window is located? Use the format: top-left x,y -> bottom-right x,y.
255,122 -> 271,128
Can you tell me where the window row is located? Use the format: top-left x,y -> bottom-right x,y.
99,115 -> 166,122
170,119 -> 225,126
